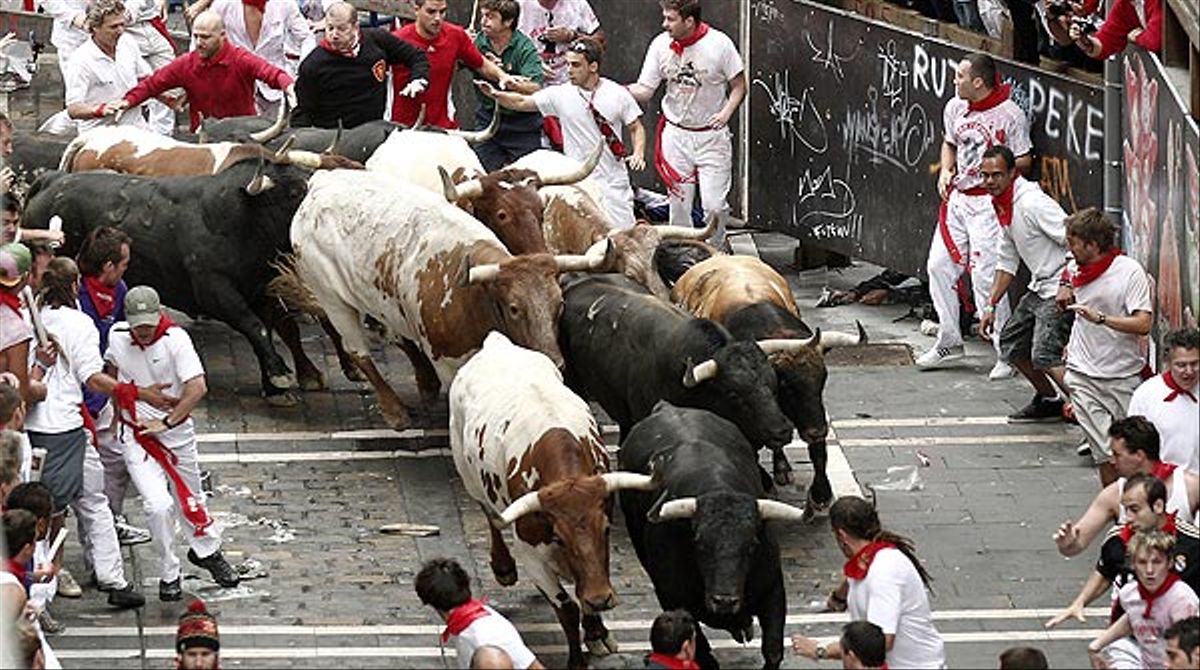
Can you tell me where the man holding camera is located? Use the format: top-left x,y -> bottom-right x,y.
1044,0 -> 1161,59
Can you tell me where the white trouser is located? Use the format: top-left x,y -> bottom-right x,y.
122,433 -> 220,582
96,421 -> 131,517
926,189 -> 1010,352
123,23 -> 177,135
660,122 -> 733,242
72,437 -> 128,590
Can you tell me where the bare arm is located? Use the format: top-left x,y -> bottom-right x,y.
3,341 -> 47,405
626,117 -> 646,171
626,82 -> 656,103
164,375 -> 206,427
938,141 -> 957,199
475,81 -> 539,113
1068,307 -> 1153,336
709,72 -> 746,128
1088,613 -> 1131,665
1055,483 -> 1119,556
1046,570 -> 1110,627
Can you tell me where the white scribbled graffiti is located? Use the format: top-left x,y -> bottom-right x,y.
752,70 -> 829,155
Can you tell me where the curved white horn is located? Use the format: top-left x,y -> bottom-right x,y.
446,105 -> 500,144
537,142 -> 603,186
553,238 -> 613,273
412,103 -> 427,129
756,499 -> 807,522
272,135 -> 297,160
756,339 -> 809,356
468,263 -> 502,284
244,156 -> 275,195
283,150 -> 322,170
323,120 -> 343,154
499,490 -> 543,526
798,328 -> 820,348
249,100 -> 288,143
601,472 -> 658,493
654,497 -> 698,521
654,210 -> 720,241
439,165 -> 483,202
819,321 -> 868,349
196,120 -> 209,144
681,357 -> 719,388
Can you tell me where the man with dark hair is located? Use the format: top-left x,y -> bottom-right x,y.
1129,327 -> 1199,472
1165,616 -> 1200,670
1,196 -> 64,254
839,621 -> 886,669
627,0 -> 746,248
918,52 -> 1031,380
6,481 -> 66,635
1054,417 -> 1200,558
414,558 -> 541,669
472,0 -> 545,171
978,144 -> 1074,423
292,2 -> 430,129
517,0 -> 603,86
646,609 -> 697,669
998,646 -> 1048,669
1058,207 -> 1153,486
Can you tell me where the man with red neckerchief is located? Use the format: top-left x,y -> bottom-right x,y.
1129,328 -> 1199,473
414,557 -> 542,669
917,53 -> 1031,379
105,285 -> 239,602
1057,208 -> 1154,486
645,609 -> 700,669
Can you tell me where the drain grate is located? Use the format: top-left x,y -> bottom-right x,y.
825,343 -> 914,367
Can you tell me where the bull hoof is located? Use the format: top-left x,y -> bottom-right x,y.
341,365 -> 367,383
772,467 -> 795,487
806,486 -> 833,513
297,369 -> 326,392
585,632 -> 619,656
265,391 -> 300,408
491,563 -> 518,586
382,407 -> 412,431
268,373 -> 297,390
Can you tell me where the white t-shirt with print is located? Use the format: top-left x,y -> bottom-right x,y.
847,548 -> 947,670
636,28 -> 743,127
453,605 -> 538,669
1128,374 -> 1200,472
1064,255 -> 1152,379
1117,578 -> 1200,669
23,307 -> 104,434
105,323 -> 205,449
532,79 -> 641,229
517,0 -> 600,85
943,96 -> 1031,191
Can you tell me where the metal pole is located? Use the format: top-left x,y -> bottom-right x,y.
1102,0 -> 1122,224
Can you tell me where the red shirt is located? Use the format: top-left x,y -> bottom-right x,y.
390,22 -> 484,129
1094,0 -> 1161,58
124,41 -> 294,131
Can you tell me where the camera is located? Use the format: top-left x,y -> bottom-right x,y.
1071,16 -> 1098,33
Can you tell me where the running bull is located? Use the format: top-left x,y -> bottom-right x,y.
620,401 -> 806,670
450,332 -> 658,669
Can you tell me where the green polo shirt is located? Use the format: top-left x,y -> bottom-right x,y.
474,29 -> 544,134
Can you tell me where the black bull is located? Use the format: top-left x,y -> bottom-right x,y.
22,160 -> 357,399
620,402 -> 803,670
198,118 -> 400,163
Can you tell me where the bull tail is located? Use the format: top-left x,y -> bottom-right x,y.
57,132 -> 89,172
267,255 -> 327,319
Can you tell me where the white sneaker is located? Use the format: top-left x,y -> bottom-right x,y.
919,319 -> 940,337
915,345 -> 965,369
988,360 -> 1016,380
1075,439 -> 1092,457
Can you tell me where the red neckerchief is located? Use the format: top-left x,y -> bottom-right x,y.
843,540 -> 896,580
83,276 -> 117,320
319,37 -> 359,58
242,0 -> 267,10
1120,512 -> 1178,544
0,289 -> 22,317
1152,461 -> 1177,482
670,22 -> 709,55
992,179 -> 1015,227
968,73 -> 1012,112
1163,371 -> 1197,403
1138,571 -> 1180,619
132,313 -> 176,350
441,599 -> 489,643
1071,248 -> 1122,288
646,652 -> 700,669
3,559 -> 25,582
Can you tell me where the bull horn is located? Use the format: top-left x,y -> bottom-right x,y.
798,328 -> 820,348
498,490 -> 543,526
446,105 -> 500,144
819,321 -> 868,349
249,100 -> 288,143
553,238 -> 613,273
467,262 -> 502,284
681,357 -> 719,388
323,120 -> 344,155
653,497 -> 697,521
600,472 -> 658,493
756,499 -> 807,522
438,165 -> 483,203
537,142 -> 603,186
756,339 -> 808,356
244,156 -> 275,195
413,103 -> 427,129
272,135 -> 297,160
196,113 -> 209,143
653,210 -> 720,241
283,149 -> 323,170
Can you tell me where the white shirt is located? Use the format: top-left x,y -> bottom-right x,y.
105,322 -> 205,449
64,36 -> 153,134
943,96 -> 1031,190
1128,374 -> 1199,472
847,548 -> 946,670
0,302 -> 32,352
517,0 -> 600,85
1117,467 -> 1194,523
996,177 -> 1068,299
532,79 -> 640,229
1117,579 -> 1199,669
453,605 -> 538,670
636,28 -> 743,127
1065,255 -> 1152,378
41,0 -> 89,55
23,307 -> 105,434
209,0 -> 314,91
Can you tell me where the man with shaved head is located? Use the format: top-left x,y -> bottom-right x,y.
108,10 -> 296,130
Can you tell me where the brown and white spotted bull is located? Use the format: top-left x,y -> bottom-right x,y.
450,332 -> 658,669
59,126 -> 363,176
286,170 -> 612,430
671,255 -> 866,508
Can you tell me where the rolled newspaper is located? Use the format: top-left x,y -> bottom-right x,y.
19,285 -> 48,347
47,215 -> 62,249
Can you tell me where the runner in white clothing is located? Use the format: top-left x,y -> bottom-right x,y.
917,53 -> 1031,379
479,39 -> 646,229
64,0 -> 156,134
1128,328 -> 1199,473
121,0 -> 178,134
627,0 -> 746,247
517,0 -> 601,86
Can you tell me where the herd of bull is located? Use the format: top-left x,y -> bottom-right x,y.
10,110 -> 868,669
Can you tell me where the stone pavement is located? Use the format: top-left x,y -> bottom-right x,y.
41,233 -> 1111,669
